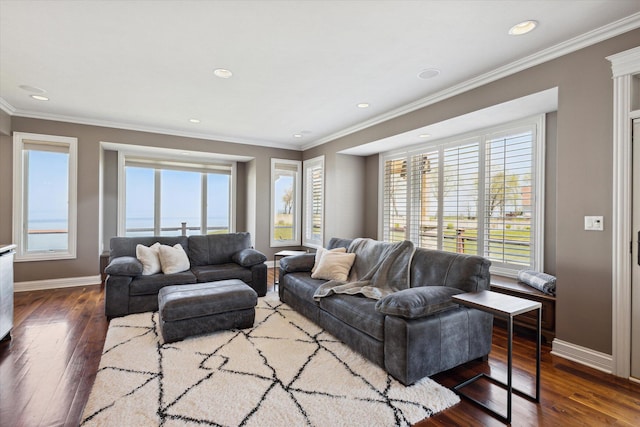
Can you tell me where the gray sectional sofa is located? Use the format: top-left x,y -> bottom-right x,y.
278,237 -> 493,385
104,232 -> 267,318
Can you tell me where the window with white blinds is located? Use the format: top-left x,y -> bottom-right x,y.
380,116 -> 544,276
303,156 -> 324,248
382,157 -> 409,242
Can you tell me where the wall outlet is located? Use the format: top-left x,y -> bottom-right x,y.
584,216 -> 604,231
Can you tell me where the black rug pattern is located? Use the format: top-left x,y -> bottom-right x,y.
81,293 -> 459,426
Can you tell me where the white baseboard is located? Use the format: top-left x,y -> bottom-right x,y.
551,339 -> 613,374
15,275 -> 102,292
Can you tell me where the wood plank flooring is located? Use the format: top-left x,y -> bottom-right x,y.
0,270 -> 638,426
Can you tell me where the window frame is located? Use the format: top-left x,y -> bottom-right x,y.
117,152 -> 236,237
303,155 -> 325,249
270,158 -> 301,247
379,115 -> 545,277
12,132 -> 78,262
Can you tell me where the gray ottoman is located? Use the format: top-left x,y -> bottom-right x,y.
158,279 -> 258,343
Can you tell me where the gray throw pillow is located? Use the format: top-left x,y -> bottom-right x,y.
104,256 -> 143,276
375,286 -> 463,319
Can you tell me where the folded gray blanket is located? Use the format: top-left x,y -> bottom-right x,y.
313,238 -> 415,301
517,270 -> 556,296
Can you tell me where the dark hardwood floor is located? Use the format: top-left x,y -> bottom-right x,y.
1,270 -> 639,426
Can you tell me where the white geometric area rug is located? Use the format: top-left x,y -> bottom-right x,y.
81,292 -> 459,427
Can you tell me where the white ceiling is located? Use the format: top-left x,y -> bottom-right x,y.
1,1 -> 639,152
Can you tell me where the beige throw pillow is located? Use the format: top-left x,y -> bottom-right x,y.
311,251 -> 356,282
312,247 -> 347,274
158,244 -> 190,275
136,242 -> 161,275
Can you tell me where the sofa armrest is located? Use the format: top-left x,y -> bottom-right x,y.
375,286 -> 463,319
232,248 -> 267,267
280,253 -> 316,273
104,256 -> 143,276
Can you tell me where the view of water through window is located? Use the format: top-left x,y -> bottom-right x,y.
125,166 -> 231,236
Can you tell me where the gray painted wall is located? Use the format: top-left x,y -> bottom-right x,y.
0,117 -> 301,282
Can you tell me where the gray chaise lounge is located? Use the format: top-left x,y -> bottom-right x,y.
278,237 -> 493,385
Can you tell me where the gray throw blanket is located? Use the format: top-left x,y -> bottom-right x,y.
313,238 -> 415,301
517,270 -> 556,296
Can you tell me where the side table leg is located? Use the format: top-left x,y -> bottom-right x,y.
274,257 -> 278,286
536,306 -> 541,401
507,316 -> 513,423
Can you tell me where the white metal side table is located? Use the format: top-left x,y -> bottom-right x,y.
452,290 -> 541,424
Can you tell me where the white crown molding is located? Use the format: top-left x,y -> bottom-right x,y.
0,97 -> 16,115
551,339 -> 613,374
303,12 -> 640,151
608,45 -> 640,77
14,275 -> 101,292
1,103 -> 304,151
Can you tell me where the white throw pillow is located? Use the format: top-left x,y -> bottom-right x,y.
312,247 -> 347,274
158,244 -> 190,275
136,242 -> 161,275
311,251 -> 356,282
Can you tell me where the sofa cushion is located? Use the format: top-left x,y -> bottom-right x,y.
191,263 -> 253,283
129,271 -> 197,296
326,237 -> 353,250
375,286 -> 463,319
110,236 -> 188,259
189,233 -> 252,266
410,248 -> 491,293
319,294 -> 385,341
105,256 -> 143,276
282,272 -> 326,302
136,242 -> 161,275
232,248 -> 267,267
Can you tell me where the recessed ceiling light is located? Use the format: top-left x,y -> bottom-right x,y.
213,68 -> 233,78
357,103 -> 370,108
189,118 -> 200,123
418,134 -> 431,138
508,20 -> 538,36
30,95 -> 49,101
19,84 -> 46,94
417,69 -> 440,80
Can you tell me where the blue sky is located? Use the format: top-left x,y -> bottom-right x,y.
27,150 -> 68,223
126,167 -> 230,228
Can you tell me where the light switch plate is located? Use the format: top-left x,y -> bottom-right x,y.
584,216 -> 604,231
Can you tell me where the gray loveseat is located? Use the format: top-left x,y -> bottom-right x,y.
105,232 -> 267,318
278,237 -> 493,385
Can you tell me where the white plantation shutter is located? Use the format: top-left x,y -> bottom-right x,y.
382,157 -> 409,242
381,116 -> 543,276
303,156 -> 324,248
441,141 -> 480,253
485,130 -> 535,269
409,150 -> 439,249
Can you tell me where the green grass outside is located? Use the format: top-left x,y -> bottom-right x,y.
391,227 -> 531,265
